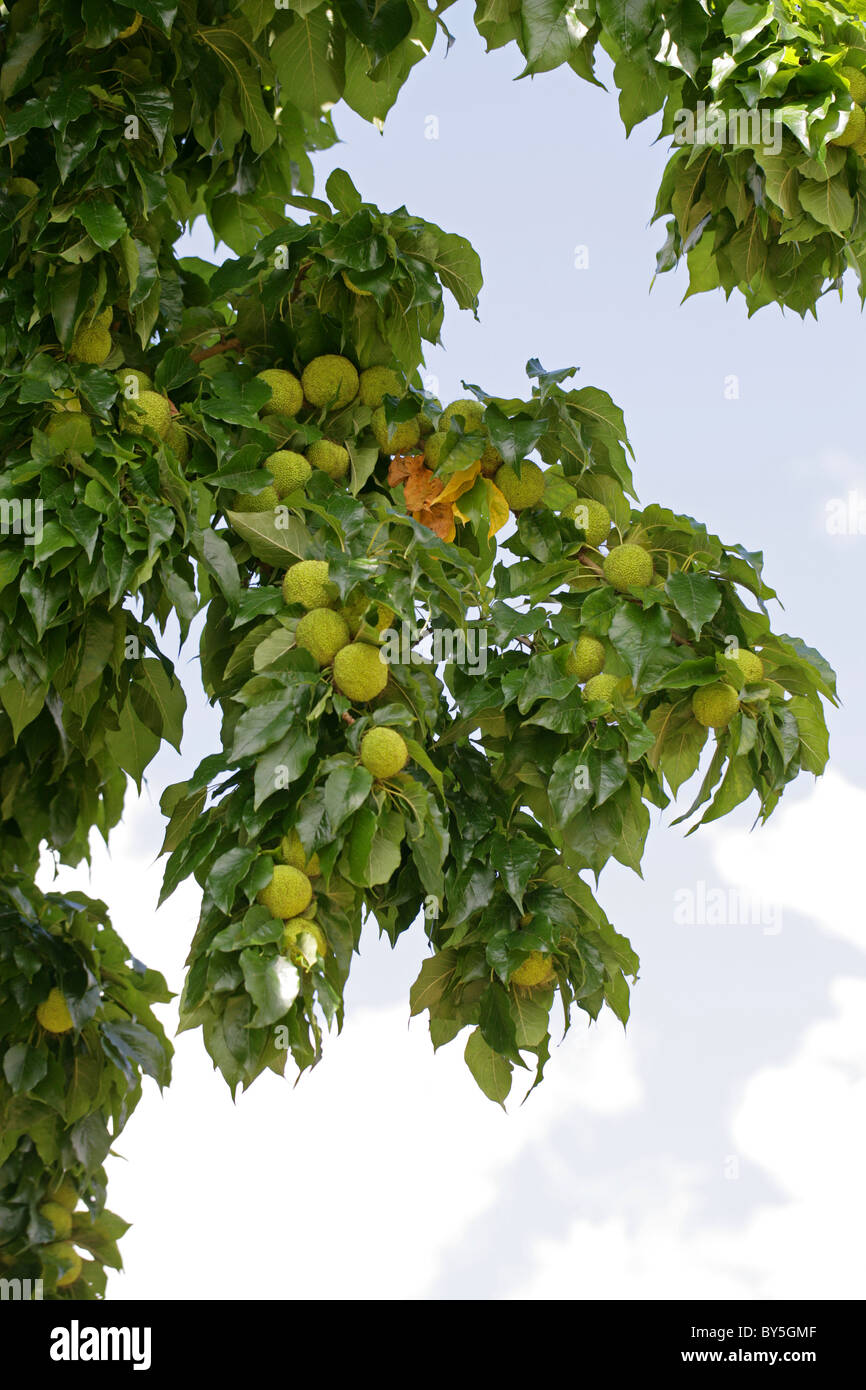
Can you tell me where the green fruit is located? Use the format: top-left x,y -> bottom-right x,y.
511,951 -> 556,989
567,497 -> 610,547
306,439 -> 350,480
44,413 -> 91,447
46,1243 -> 82,1287
36,988 -> 74,1034
332,642 -> 389,702
583,673 -> 620,703
840,65 -> 866,104
47,1179 -> 78,1212
122,389 -> 171,439
265,450 -> 311,495
495,461 -> 545,511
424,432 -> 447,469
279,830 -> 320,877
165,420 -> 189,463
257,865 -> 312,920
282,560 -> 333,609
281,917 -> 328,969
116,368 -> 153,399
256,369 -> 303,417
94,306 -> 114,328
360,727 -> 409,779
69,326 -> 111,365
692,682 -> 740,728
831,103 -> 866,146
603,543 -> 654,590
371,407 -> 421,455
301,355 -> 359,409
233,485 -> 279,512
725,648 -> 764,683
341,595 -> 393,636
564,635 -> 605,681
479,442 -> 502,475
441,398 -> 485,433
358,366 -> 403,409
295,607 -> 351,665
40,1202 -> 73,1238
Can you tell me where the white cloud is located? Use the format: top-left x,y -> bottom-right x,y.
713,771 -> 866,954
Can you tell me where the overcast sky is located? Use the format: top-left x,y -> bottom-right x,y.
39,10 -> 866,1299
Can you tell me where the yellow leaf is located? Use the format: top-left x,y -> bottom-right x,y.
437,461 -> 481,507
485,478 -> 510,537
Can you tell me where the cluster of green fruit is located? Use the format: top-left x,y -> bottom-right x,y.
59,306 -> 189,460
282,561 -> 414,761
831,65 -> 866,151
35,1178 -> 83,1289
560,540 -> 766,728
234,357 -> 417,509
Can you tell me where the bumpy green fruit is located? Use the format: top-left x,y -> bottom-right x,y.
424,432 -> 447,469
307,439 -> 350,479
511,951 -> 556,989
583,673 -> 620,703
831,103 -> 866,146
94,306 -> 114,328
603,543 -> 654,590
302,355 -> 359,408
116,368 -> 152,399
257,865 -> 312,920
495,461 -> 545,511
840,65 -> 866,105
256,369 -> 303,416
360,727 -> 409,779
282,917 -> 328,969
46,1243 -> 82,1287
165,420 -> 189,463
725,648 -> 764,683
266,450 -> 311,495
565,635 -> 605,681
40,1202 -> 73,1238
233,485 -> 279,512
36,988 -> 74,1034
279,830 -> 320,877
342,594 -> 393,636
332,642 -> 389,702
69,326 -> 111,365
359,366 -> 403,409
372,407 -> 421,454
47,1179 -> 78,1211
692,682 -> 739,729
479,442 -> 502,476
441,398 -> 485,432
567,497 -> 610,547
123,389 -> 171,439
295,608 -> 350,665
282,560 -> 333,610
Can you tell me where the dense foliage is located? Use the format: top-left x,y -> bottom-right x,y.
0,0 -> 837,1296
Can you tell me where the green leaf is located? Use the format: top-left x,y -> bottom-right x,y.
104,702 -> 160,790
135,659 -> 186,752
76,197 -> 128,250
324,765 -> 373,833
665,571 -> 722,638
225,509 -> 313,568
787,695 -> 829,775
409,950 -> 457,1017
464,1027 -> 511,1106
240,950 -> 300,1027
646,701 -> 708,795
208,847 -> 258,914
271,11 -> 345,114
3,1043 -> 48,1094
